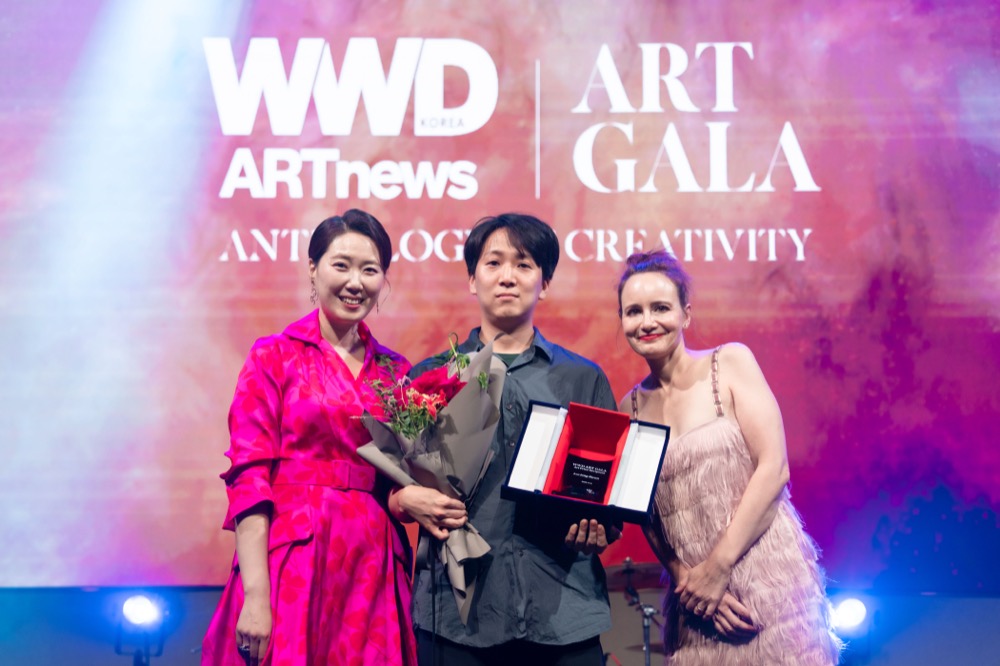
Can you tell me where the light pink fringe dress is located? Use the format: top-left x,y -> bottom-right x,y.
636,347 -> 841,665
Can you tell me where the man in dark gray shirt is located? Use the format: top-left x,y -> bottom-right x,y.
390,213 -> 619,666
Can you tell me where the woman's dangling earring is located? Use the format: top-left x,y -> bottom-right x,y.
310,283 -> 317,305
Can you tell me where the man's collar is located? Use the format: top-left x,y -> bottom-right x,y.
462,326 -> 553,362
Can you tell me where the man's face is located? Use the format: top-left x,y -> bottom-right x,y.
469,228 -> 549,329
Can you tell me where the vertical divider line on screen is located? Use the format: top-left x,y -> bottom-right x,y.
535,59 -> 541,199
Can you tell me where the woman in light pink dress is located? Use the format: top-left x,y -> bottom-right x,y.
202,210 -> 459,665
616,250 -> 841,665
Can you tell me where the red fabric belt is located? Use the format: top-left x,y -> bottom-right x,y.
271,459 -> 376,492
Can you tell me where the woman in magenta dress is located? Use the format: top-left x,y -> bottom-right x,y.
202,209 -> 431,665
616,251 -> 841,665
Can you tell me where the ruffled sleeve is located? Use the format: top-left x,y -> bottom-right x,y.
220,340 -> 283,530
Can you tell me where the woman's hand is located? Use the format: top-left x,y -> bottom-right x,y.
672,561 -> 690,589
712,592 -> 757,641
675,554 -> 732,619
235,593 -> 271,665
393,486 -> 467,539
233,512 -> 271,664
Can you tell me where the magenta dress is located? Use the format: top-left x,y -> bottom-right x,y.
202,311 -> 417,666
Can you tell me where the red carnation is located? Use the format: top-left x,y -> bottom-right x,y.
408,364 -> 467,404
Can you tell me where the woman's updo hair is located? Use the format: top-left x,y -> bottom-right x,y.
617,250 -> 693,313
307,209 -> 393,272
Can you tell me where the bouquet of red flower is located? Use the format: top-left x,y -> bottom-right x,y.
357,337 -> 505,624
367,341 -> 481,439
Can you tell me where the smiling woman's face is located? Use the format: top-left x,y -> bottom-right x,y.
309,231 -> 385,330
619,271 -> 691,360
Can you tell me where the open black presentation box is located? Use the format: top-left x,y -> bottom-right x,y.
501,400 -> 669,524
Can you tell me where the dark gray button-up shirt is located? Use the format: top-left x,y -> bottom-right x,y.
410,327 -> 617,647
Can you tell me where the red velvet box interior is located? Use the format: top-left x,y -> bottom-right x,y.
541,402 -> 631,505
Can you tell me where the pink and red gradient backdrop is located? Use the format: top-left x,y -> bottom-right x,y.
1,0 -> 997,592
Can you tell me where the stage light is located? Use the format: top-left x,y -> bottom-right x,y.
115,592 -> 165,665
122,595 -> 161,626
833,597 -> 868,631
831,595 -> 875,665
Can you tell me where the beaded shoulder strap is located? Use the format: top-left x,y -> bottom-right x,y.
630,385 -> 639,419
711,346 -> 724,417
